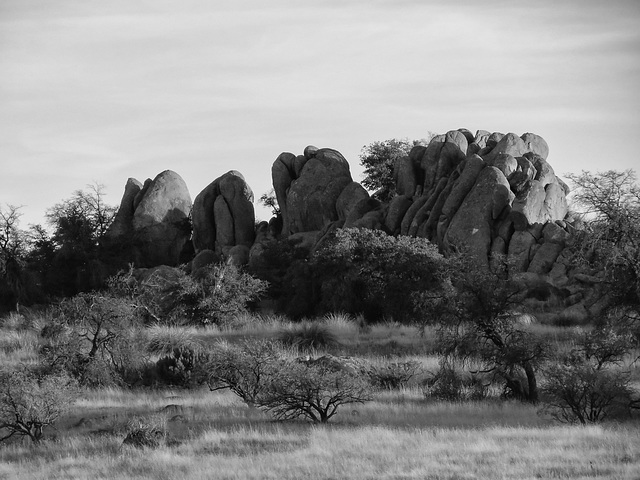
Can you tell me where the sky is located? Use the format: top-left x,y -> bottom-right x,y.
1,0 -> 639,228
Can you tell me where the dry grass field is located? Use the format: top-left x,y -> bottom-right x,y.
1,313 -> 639,479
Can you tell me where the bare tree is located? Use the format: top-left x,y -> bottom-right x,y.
0,369 -> 78,443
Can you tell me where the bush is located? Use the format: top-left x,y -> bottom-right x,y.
257,359 -> 373,423
0,368 -> 78,443
311,228 -> 449,323
278,322 -> 338,352
122,416 -> 166,449
39,293 -> 149,387
159,263 -> 268,326
540,357 -> 634,424
424,360 -> 489,401
368,361 -> 422,390
206,339 -> 281,407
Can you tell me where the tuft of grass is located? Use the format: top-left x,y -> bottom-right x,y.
146,325 -> 203,356
278,321 -> 338,352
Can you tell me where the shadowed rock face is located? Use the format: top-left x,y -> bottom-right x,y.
192,170 -> 255,256
272,147 -> 355,236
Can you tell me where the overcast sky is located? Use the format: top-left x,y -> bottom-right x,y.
1,0 -> 639,227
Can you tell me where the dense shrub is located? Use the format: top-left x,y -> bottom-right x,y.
310,228 -> 449,323
158,263 -> 268,326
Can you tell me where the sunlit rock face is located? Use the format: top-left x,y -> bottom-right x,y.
106,170 -> 192,267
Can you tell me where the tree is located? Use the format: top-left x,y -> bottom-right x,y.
432,255 -> 546,403
43,183 -> 117,296
0,205 -> 28,310
41,292 -> 146,386
259,189 -> 281,218
0,368 -> 78,443
206,339 -> 280,408
257,359 -> 373,423
359,138 -> 420,202
540,354 -> 635,425
46,183 -> 117,251
311,228 -> 449,322
566,170 -> 640,312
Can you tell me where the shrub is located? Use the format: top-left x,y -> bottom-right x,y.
540,357 -> 634,424
425,360 -> 465,401
310,228 -> 449,323
580,324 -> 636,369
278,321 -> 338,352
122,416 -> 166,449
0,368 -> 78,443
206,339 -> 281,407
368,361 -> 422,390
39,293 -> 149,387
159,263 -> 268,326
257,359 -> 373,423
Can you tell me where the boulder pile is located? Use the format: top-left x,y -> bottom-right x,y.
106,129 -> 595,319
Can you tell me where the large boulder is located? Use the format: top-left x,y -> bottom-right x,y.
132,170 -> 192,267
106,178 -> 143,240
276,148 -> 353,236
192,171 -> 255,257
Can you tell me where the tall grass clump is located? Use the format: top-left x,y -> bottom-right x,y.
278,321 -> 338,352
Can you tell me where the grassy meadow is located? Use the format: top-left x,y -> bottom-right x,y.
0,312 -> 639,479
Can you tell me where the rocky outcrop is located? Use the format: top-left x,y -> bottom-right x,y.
132,170 -> 192,267
272,147 -> 353,236
192,171 -> 255,257
107,170 -> 192,267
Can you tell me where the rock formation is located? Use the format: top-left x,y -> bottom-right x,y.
106,170 -> 192,267
106,129 -> 601,320
192,170 -> 255,257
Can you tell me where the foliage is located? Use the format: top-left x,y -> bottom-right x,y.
431,255 -> 546,402
424,360 -> 489,401
158,263 -> 268,326
206,339 -> 281,407
278,321 -> 338,352
580,323 -> 636,369
367,360 -> 422,390
311,228 -> 449,323
566,169 -> 640,312
0,368 -> 78,443
40,292 -> 148,386
46,183 -> 117,252
257,359 -> 373,423
540,356 -> 634,424
259,189 -> 280,217
359,138 -> 428,202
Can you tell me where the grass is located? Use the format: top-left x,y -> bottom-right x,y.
1,312 -> 639,479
